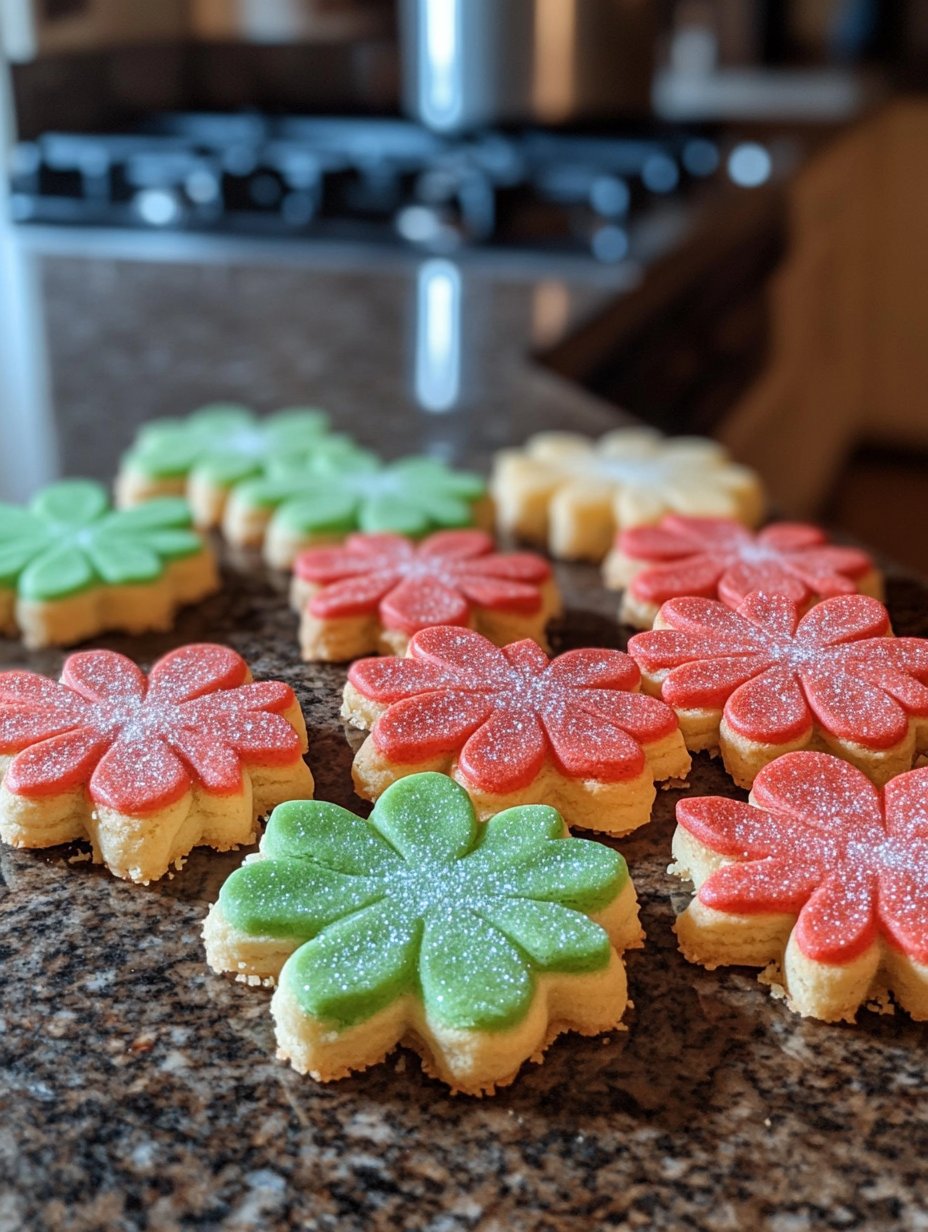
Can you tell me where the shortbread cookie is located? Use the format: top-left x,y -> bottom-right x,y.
604,515 -> 882,629
203,772 -> 642,1094
0,480 -> 218,648
492,427 -> 764,562
671,751 -> 928,1022
0,644 -> 313,882
291,529 -> 560,661
627,591 -> 928,789
225,453 -> 491,568
343,626 -> 691,836
116,404 -> 359,526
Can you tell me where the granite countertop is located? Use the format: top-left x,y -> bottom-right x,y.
2,232 -> 927,1232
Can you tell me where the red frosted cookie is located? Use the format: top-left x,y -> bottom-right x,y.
342,625 -> 691,836
671,751 -> 928,1021
604,516 -> 882,629
0,644 -> 314,882
627,591 -> 928,788
290,530 -> 560,661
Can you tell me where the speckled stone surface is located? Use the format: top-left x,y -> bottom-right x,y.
2,238 -> 928,1231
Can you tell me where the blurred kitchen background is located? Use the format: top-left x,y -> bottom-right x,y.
1,0 -> 927,570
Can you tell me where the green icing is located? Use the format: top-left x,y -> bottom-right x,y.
121,404 -> 337,484
237,454 -> 486,542
217,773 -> 626,1033
0,480 -> 203,602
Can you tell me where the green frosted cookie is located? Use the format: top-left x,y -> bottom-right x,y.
116,404 -> 362,525
228,453 -> 488,568
203,772 -> 641,1093
0,479 -> 217,648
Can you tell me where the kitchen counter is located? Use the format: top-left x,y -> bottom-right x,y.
2,229 -> 927,1232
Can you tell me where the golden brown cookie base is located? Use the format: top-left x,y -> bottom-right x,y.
1,549 -> 219,650
0,699 -> 313,883
204,878 -> 643,1094
290,575 -> 562,662
341,680 -> 691,836
670,825 -> 928,1022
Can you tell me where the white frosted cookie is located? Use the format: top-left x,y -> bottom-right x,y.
628,591 -> 928,788
0,480 -> 217,649
671,751 -> 928,1022
203,773 -> 643,1094
604,515 -> 883,629
290,529 -> 560,661
342,625 -> 691,837
0,644 -> 313,882
492,428 -> 764,562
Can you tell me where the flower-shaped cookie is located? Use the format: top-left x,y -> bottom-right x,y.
291,529 -> 559,661
226,453 -> 490,568
628,592 -> 928,788
0,479 -> 218,648
492,427 -> 764,562
116,404 -> 360,526
343,626 -> 691,835
604,516 -> 881,629
0,644 -> 313,882
671,751 -> 928,1021
203,772 -> 641,1093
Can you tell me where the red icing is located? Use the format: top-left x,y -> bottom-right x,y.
677,751 -> 928,964
619,516 -> 874,610
628,592 -> 928,749
0,644 -> 301,814
347,625 -> 678,793
294,530 -> 550,635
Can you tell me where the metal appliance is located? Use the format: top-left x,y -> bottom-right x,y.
398,0 -> 658,132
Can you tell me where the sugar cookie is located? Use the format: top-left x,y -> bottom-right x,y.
226,453 -> 491,569
115,404 -> 357,526
627,591 -> 928,788
0,644 -> 313,882
203,772 -> 642,1094
671,751 -> 928,1021
604,515 -> 882,629
291,529 -> 560,661
492,428 -> 764,562
343,626 -> 690,836
0,480 -> 218,648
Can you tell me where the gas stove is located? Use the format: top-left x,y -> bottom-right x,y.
8,113 -> 733,263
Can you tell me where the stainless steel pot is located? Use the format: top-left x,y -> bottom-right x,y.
399,0 -> 658,132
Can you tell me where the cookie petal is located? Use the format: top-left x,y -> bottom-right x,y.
372,690 -> 493,762
419,910 -> 533,1031
6,727 -> 111,797
725,666 -> 812,744
458,707 -> 547,794
348,656 -> 453,704
31,480 -> 108,527
18,544 -> 97,602
541,703 -> 645,781
479,898 -> 611,974
219,854 -> 383,938
371,772 -> 477,865
546,648 -> 640,691
262,799 -> 402,875
380,575 -> 471,633
89,734 -> 190,813
282,901 -> 420,1028
148,644 -> 249,703
61,649 -> 147,706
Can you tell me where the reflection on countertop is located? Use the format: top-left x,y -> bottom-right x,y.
0,221 -> 641,504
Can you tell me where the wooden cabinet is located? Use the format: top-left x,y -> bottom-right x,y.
866,101 -> 928,448
720,121 -> 874,516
